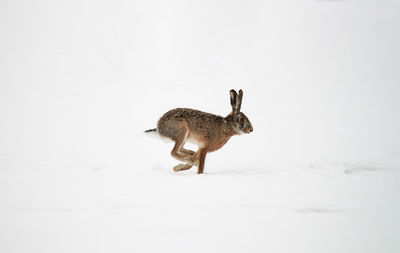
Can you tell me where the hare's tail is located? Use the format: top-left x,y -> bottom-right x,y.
144,128 -> 159,139
144,128 -> 157,133
144,128 -> 172,143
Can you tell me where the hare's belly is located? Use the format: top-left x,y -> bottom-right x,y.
186,135 -> 205,148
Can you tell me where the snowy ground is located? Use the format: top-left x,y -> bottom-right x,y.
1,0 -> 400,252
0,148 -> 399,253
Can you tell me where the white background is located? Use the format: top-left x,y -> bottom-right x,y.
0,0 -> 399,252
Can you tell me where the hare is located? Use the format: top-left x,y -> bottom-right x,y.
145,89 -> 253,174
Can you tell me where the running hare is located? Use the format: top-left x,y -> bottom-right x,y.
145,89 -> 253,174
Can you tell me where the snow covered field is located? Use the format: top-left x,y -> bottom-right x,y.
1,0 -> 399,252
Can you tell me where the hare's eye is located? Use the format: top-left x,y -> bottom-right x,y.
239,117 -> 245,123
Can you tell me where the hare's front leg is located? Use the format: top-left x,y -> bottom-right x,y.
197,148 -> 208,174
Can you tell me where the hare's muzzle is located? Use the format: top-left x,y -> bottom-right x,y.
244,126 -> 253,133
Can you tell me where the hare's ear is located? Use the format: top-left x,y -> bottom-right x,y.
237,89 -> 243,112
230,89 -> 238,114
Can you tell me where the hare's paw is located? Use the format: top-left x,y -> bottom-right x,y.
184,155 -> 199,166
173,163 -> 193,172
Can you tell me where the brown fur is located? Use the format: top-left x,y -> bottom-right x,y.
152,89 -> 253,174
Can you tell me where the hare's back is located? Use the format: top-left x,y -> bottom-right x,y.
157,108 -> 223,138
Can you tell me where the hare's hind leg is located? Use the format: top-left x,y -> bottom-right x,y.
173,148 -> 199,172
170,124 -> 198,172
181,149 -> 195,156
173,163 -> 193,172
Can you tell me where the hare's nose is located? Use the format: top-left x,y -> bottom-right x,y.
249,128 -> 253,133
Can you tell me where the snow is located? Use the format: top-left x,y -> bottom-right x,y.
1,0 -> 400,252
1,152 -> 399,253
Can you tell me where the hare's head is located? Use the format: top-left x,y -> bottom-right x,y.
229,89 -> 253,134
